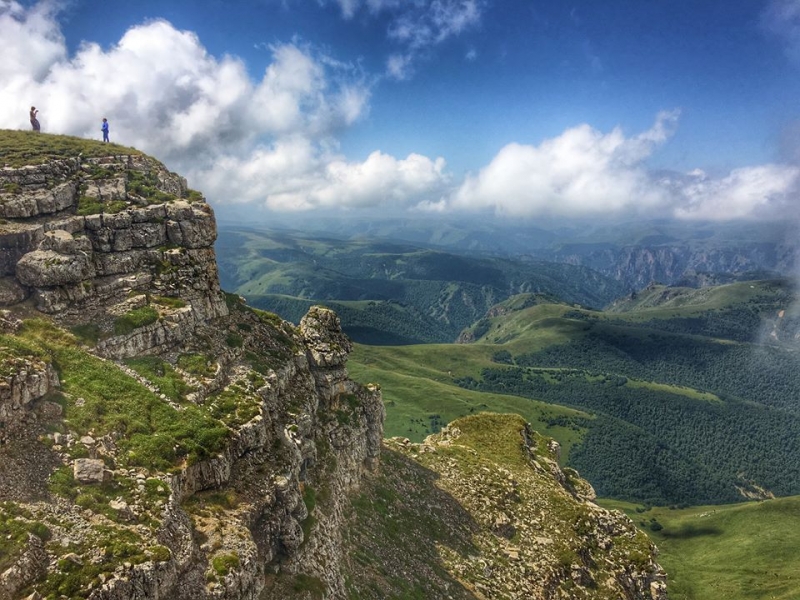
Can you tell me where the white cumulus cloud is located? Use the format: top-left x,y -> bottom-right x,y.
445,111 -> 799,221
195,140 -> 448,211
449,111 -> 678,217
0,8 -> 370,162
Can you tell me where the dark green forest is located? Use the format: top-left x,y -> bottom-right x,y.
458,365 -> 800,504
455,314 -> 800,505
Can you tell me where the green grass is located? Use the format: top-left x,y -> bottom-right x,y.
152,295 -> 187,309
123,355 -> 195,401
211,552 -> 239,577
447,413 -> 533,468
113,306 -> 159,335
0,502 -> 50,572
607,280 -> 791,318
77,195 -> 127,216
291,574 -> 326,597
11,319 -> 229,470
126,170 -> 178,203
600,497 -> 800,600
69,323 -> 102,345
348,343 -> 587,461
0,130 -> 144,167
177,352 -> 216,377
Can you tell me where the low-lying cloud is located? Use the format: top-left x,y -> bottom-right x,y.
197,139 -> 448,211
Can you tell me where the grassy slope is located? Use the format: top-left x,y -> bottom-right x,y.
606,280 -> 790,316
600,497 -> 800,600
348,344 -> 588,461
344,414 -> 658,600
348,281 -> 800,598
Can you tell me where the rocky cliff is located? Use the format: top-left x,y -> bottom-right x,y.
0,131 -> 666,599
346,414 -> 667,600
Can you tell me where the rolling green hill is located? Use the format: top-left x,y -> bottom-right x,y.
348,279 -> 800,506
601,496 -> 800,600
215,227 -> 626,344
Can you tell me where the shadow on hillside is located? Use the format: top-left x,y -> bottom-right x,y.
343,446 -> 482,600
660,524 -> 723,539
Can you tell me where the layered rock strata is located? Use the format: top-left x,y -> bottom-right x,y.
0,140 -> 384,598
0,153 -> 227,359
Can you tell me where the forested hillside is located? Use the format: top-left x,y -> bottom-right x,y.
350,280 -> 800,506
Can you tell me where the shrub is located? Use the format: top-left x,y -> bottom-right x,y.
153,295 -> 187,309
177,353 -> 216,377
225,333 -> 244,348
148,545 -> 171,562
77,196 -> 127,216
292,574 -> 326,597
70,323 -> 102,345
114,306 -> 159,335
211,553 -> 239,577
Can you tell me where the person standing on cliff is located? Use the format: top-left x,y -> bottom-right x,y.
30,106 -> 40,132
101,117 -> 109,142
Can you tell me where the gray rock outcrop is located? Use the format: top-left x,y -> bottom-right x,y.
1,153 -> 228,358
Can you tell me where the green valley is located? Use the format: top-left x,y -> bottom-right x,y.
348,280 -> 800,506
215,227 -> 625,343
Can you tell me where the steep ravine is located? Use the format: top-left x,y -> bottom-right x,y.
0,132 -> 666,599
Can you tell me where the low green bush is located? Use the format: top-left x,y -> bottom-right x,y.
114,306 -> 159,335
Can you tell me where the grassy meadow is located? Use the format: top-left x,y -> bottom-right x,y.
601,497 -> 800,600
348,343 -> 588,462
0,129 -> 142,166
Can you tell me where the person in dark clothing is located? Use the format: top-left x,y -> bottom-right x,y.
101,118 -> 109,142
30,106 -> 40,132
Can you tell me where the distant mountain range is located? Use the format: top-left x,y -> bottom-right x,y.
215,220 -> 797,342
215,227 -> 625,343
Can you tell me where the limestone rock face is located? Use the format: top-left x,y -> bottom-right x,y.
0,534 -> 47,600
0,354 -> 58,431
16,250 -> 95,287
0,278 -> 27,306
73,458 -> 107,484
299,306 -> 353,368
0,152 -> 228,358
0,139 -> 386,597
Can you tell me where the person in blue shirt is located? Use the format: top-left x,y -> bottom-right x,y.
101,118 -> 109,142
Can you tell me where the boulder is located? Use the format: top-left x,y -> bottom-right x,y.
16,250 -> 95,287
73,458 -> 107,484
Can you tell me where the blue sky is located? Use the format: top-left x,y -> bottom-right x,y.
2,0 -> 800,221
